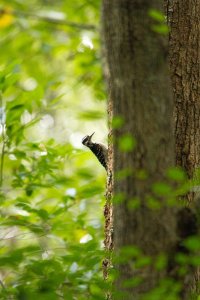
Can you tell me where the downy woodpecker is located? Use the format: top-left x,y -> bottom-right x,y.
82,132 -> 108,171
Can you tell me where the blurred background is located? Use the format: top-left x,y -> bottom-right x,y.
0,1 -> 107,299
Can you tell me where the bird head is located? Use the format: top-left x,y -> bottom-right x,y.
82,132 -> 95,147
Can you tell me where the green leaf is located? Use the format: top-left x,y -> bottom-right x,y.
123,276 -> 143,288
146,197 -> 161,209
149,9 -> 166,22
112,116 -> 124,129
166,167 -> 186,181
118,134 -> 136,152
184,236 -> 200,251
155,254 -> 168,270
152,24 -> 169,35
79,110 -> 105,120
152,182 -> 172,196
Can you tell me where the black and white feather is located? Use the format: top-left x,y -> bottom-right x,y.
82,132 -> 108,170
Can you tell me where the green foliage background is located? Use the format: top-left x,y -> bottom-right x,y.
0,1 -> 107,299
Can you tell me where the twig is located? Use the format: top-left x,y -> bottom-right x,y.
0,8 -> 97,31
0,280 -> 5,290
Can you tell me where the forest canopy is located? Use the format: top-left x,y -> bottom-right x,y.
0,1 -> 107,299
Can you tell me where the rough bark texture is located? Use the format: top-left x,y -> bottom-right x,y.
167,0 -> 200,185
166,0 -> 200,294
102,0 -> 178,299
103,100 -> 114,283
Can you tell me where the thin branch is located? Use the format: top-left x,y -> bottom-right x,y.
0,232 -> 46,242
0,8 -> 97,31
0,280 -> 5,290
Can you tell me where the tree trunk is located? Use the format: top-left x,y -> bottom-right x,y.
167,0 -> 200,189
102,0 -> 178,299
167,0 -> 200,295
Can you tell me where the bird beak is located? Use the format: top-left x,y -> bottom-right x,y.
89,132 -> 95,140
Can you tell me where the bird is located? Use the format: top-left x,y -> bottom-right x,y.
82,132 -> 108,171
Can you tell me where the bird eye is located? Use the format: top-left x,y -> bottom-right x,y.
82,136 -> 88,143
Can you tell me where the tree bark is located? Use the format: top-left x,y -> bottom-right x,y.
167,0 -> 200,295
167,0 -> 200,187
102,0 -> 178,299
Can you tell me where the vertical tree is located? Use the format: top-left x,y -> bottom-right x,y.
102,0 -> 179,299
167,0 -> 200,295
167,1 -> 200,190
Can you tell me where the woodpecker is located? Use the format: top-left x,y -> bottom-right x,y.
82,132 -> 108,171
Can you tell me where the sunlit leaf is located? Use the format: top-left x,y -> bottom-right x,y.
0,7 -> 14,28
